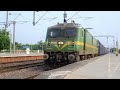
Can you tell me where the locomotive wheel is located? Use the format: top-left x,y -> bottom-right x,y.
84,55 -> 87,60
76,55 -> 80,62
44,59 -> 49,65
80,56 -> 83,61
92,54 -> 94,58
81,56 -> 84,60
86,55 -> 88,59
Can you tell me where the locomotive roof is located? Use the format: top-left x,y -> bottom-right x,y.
48,23 -> 81,29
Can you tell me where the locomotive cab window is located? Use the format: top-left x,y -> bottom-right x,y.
63,29 -> 76,37
48,28 -> 76,38
48,28 -> 61,38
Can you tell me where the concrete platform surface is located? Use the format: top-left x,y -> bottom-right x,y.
64,53 -> 120,79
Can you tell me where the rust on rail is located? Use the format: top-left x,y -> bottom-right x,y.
0,55 -> 44,64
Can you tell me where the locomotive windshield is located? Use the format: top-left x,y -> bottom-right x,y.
63,29 -> 76,37
48,28 -> 76,38
48,29 -> 61,38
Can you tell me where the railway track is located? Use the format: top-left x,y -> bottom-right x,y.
0,62 -> 45,73
0,57 -> 97,79
25,74 -> 40,79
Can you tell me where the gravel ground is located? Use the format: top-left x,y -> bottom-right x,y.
0,65 -> 45,79
0,59 -> 45,79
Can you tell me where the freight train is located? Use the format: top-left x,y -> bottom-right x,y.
43,21 -> 109,68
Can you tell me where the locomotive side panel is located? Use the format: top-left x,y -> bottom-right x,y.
77,28 -> 84,55
85,30 -> 96,55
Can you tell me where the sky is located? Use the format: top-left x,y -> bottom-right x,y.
0,11 -> 120,48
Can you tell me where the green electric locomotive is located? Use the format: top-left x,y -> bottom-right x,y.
44,21 -> 98,67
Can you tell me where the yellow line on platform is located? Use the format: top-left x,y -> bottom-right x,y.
112,57 -> 120,74
108,54 -> 111,78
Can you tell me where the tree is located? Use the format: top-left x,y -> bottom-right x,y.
37,40 -> 45,51
0,29 -> 10,52
15,42 -> 22,50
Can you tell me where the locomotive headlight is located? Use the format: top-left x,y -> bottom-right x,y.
58,42 -> 64,45
48,41 -> 51,46
72,41 -> 75,46
61,42 -> 64,44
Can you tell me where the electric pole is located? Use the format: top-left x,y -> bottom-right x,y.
63,11 -> 67,23
9,30 -> 12,54
113,37 -> 115,53
5,11 -> 9,35
106,37 -> 109,51
116,37 -> 118,56
41,41 -> 43,51
33,11 -> 35,26
13,21 -> 16,54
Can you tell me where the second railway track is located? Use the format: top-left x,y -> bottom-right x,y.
0,62 -> 45,73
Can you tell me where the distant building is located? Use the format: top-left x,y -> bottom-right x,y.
20,45 -> 30,50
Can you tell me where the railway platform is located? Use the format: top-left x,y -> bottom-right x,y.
0,52 -> 44,57
64,53 -> 120,79
0,52 -> 44,64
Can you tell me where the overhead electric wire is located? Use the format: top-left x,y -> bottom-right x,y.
77,14 -> 90,28
13,13 -> 21,21
35,11 -> 44,17
19,14 -> 31,21
67,11 -> 80,21
35,11 -> 48,24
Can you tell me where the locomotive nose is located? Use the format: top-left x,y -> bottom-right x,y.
43,54 -> 49,60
